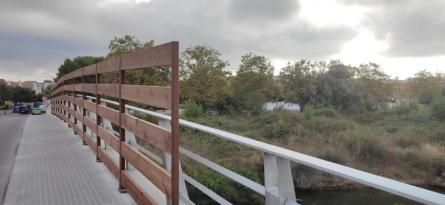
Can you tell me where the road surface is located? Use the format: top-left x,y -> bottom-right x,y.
0,113 -> 28,204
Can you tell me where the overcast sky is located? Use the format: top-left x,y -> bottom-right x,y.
1,0 -> 444,82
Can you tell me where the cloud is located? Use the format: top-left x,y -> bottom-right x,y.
0,0 -> 357,81
339,0 -> 445,57
228,0 -> 299,23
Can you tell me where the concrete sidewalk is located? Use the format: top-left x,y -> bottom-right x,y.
4,114 -> 134,205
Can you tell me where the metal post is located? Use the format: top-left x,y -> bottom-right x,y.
264,153 -> 297,205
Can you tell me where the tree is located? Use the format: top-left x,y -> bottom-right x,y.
232,53 -> 282,111
107,35 -> 154,57
10,87 -> 36,103
56,56 -> 104,80
313,61 -> 364,112
408,70 -> 443,104
355,63 -> 394,108
180,45 -> 231,108
0,83 -> 11,104
279,60 -> 317,111
106,35 -> 167,86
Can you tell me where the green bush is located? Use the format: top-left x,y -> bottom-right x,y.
312,108 -> 338,118
432,97 -> 445,121
184,101 -> 204,119
303,110 -> 313,120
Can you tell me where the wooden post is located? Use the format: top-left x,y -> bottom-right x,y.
95,64 -> 102,162
82,69 -> 87,145
171,41 -> 180,205
118,57 -> 127,193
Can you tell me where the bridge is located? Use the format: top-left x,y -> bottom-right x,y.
3,42 -> 445,205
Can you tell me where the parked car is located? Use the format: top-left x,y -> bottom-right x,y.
19,105 -> 32,114
12,104 -> 23,113
32,107 -> 42,115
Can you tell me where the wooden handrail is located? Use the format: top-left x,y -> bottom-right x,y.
50,41 -> 180,205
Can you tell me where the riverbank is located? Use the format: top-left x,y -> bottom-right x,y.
180,106 -> 445,204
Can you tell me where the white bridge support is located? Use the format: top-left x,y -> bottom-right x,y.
158,116 -> 190,204
264,153 -> 298,205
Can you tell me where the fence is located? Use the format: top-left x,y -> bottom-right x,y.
50,41 -> 445,205
50,41 -> 180,205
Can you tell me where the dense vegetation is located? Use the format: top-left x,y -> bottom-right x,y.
54,35 -> 445,204
0,81 -> 50,107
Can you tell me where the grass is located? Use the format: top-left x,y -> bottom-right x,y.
178,105 -> 445,204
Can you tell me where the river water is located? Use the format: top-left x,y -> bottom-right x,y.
297,187 -> 445,205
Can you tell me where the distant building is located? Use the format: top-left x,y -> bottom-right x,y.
21,81 -> 36,90
7,81 -> 20,87
5,80 -> 53,94
262,101 -> 300,112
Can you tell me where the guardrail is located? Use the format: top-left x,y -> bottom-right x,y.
50,41 -> 180,205
90,96 -> 445,205
50,41 -> 445,205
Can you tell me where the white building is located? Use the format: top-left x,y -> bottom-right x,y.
262,101 -> 301,112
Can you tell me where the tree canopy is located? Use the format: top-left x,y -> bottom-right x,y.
279,60 -> 316,110
232,53 -> 282,111
107,35 -> 154,57
56,56 -> 103,80
180,45 -> 231,108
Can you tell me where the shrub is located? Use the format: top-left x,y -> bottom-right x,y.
184,101 -> 203,118
432,97 -> 445,121
358,137 -> 388,165
303,110 -> 313,120
312,108 -> 338,118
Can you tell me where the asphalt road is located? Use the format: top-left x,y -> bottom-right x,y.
0,113 -> 28,204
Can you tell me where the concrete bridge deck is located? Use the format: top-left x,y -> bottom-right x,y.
4,114 -> 134,205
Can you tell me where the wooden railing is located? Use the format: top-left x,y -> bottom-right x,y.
50,42 -> 180,205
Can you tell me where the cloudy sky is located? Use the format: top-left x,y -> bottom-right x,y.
0,0 -> 444,82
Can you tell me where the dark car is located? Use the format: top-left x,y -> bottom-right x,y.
33,102 -> 42,108
19,105 -> 32,114
12,104 -> 23,113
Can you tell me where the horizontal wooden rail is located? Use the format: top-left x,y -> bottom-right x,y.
121,85 -> 172,109
121,142 -> 172,197
121,113 -> 171,151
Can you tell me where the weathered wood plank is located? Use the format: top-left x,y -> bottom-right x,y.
121,171 -> 157,205
97,84 -> 119,98
83,100 -> 96,113
98,148 -> 119,179
84,132 -> 97,154
83,84 -> 96,94
74,84 -> 83,92
97,125 -> 119,151
120,42 -> 173,70
97,105 -> 119,125
121,114 -> 171,151
83,64 -> 96,76
121,142 -> 172,197
74,97 -> 83,107
84,117 -> 97,133
97,56 -> 119,74
74,111 -> 83,121
121,85 -> 171,109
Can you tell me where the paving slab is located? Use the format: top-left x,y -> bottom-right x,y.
4,114 -> 135,205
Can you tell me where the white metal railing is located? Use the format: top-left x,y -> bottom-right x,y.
82,96 -> 445,205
